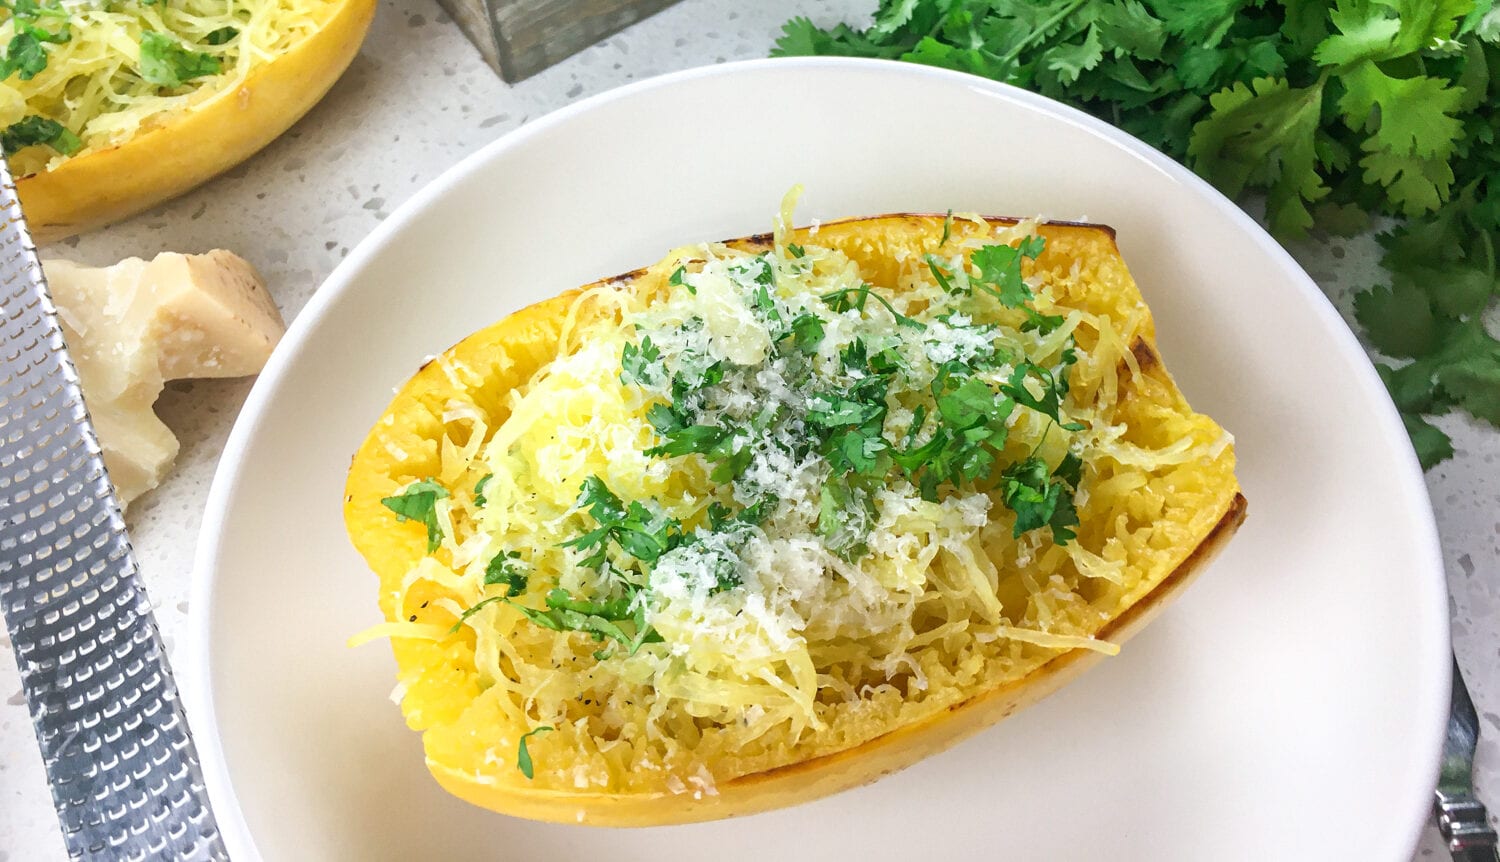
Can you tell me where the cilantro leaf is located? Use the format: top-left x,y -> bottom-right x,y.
873,0 -> 920,36
817,475 -> 876,560
821,283 -> 925,328
574,474 -> 626,523
788,312 -> 825,354
473,473 -> 493,507
1403,413 -> 1456,470
0,32 -> 47,80
0,0 -> 70,81
999,358 -> 1082,428
484,551 -> 529,597
1358,148 -> 1456,215
1432,325 -> 1500,424
1354,279 -> 1443,358
1377,361 -> 1442,414
517,726 -> 552,780
936,376 -> 1003,430
516,587 -> 663,654
204,26 -> 239,46
0,115 -> 79,156
1149,0 -> 1249,47
1188,76 -> 1329,236
621,336 -> 665,387
457,579 -> 663,655
1000,454 -> 1082,544
1094,1 -> 1170,61
1337,63 -> 1464,162
1313,2 -> 1403,67
139,31 -> 222,88
1043,24 -> 1105,86
970,236 -> 1046,307
381,478 -> 449,553
560,476 -> 683,567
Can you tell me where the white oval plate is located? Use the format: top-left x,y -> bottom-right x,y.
188,58 -> 1448,861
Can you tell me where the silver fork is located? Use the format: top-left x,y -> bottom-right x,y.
1437,655 -> 1499,861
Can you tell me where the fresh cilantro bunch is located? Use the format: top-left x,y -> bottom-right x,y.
775,0 -> 1500,468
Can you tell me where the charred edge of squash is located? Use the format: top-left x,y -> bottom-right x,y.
735,214 -> 1116,250
1129,338 -> 1160,375
817,212 -> 1119,240
599,265 -> 650,287
1111,336 -> 1163,404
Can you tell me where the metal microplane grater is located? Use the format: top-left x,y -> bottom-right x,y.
0,159 -> 226,859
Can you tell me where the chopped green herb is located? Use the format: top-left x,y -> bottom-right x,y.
752,281 -> 783,324
0,115 -> 79,156
380,478 -> 448,553
820,283 -> 925,329
517,725 -> 553,780
139,31 -> 222,88
970,236 -> 1046,308
894,371 -> 1015,498
925,255 -> 956,294
706,499 -> 772,532
452,582 -> 663,654
787,312 -> 825,354
940,209 -> 953,246
1,33 -> 48,80
513,588 -> 661,654
484,551 -> 529,597
1021,306 -> 1066,336
204,26 -> 239,46
734,254 -> 776,288
787,243 -> 806,258
998,355 -> 1084,430
560,476 -> 683,567
0,0 -> 70,82
669,265 -> 694,294
1000,453 -> 1083,544
473,473 -> 493,507
817,475 -> 877,560
621,336 -> 665,387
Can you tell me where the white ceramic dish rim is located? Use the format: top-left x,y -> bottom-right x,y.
184,56 -> 1450,857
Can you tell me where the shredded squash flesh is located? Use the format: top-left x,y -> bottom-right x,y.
0,0 -> 336,174
343,209 -> 1241,809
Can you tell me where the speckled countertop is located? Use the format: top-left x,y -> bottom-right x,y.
0,1 -> 1495,858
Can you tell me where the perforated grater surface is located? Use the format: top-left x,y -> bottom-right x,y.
0,160 -> 226,860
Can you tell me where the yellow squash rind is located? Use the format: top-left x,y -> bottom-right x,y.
344,214 -> 1246,826
16,0 -> 377,243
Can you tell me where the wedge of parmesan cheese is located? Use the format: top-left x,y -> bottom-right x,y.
43,250 -> 286,505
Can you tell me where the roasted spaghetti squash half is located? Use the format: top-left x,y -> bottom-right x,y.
1,0 -> 375,241
343,205 -> 1245,826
